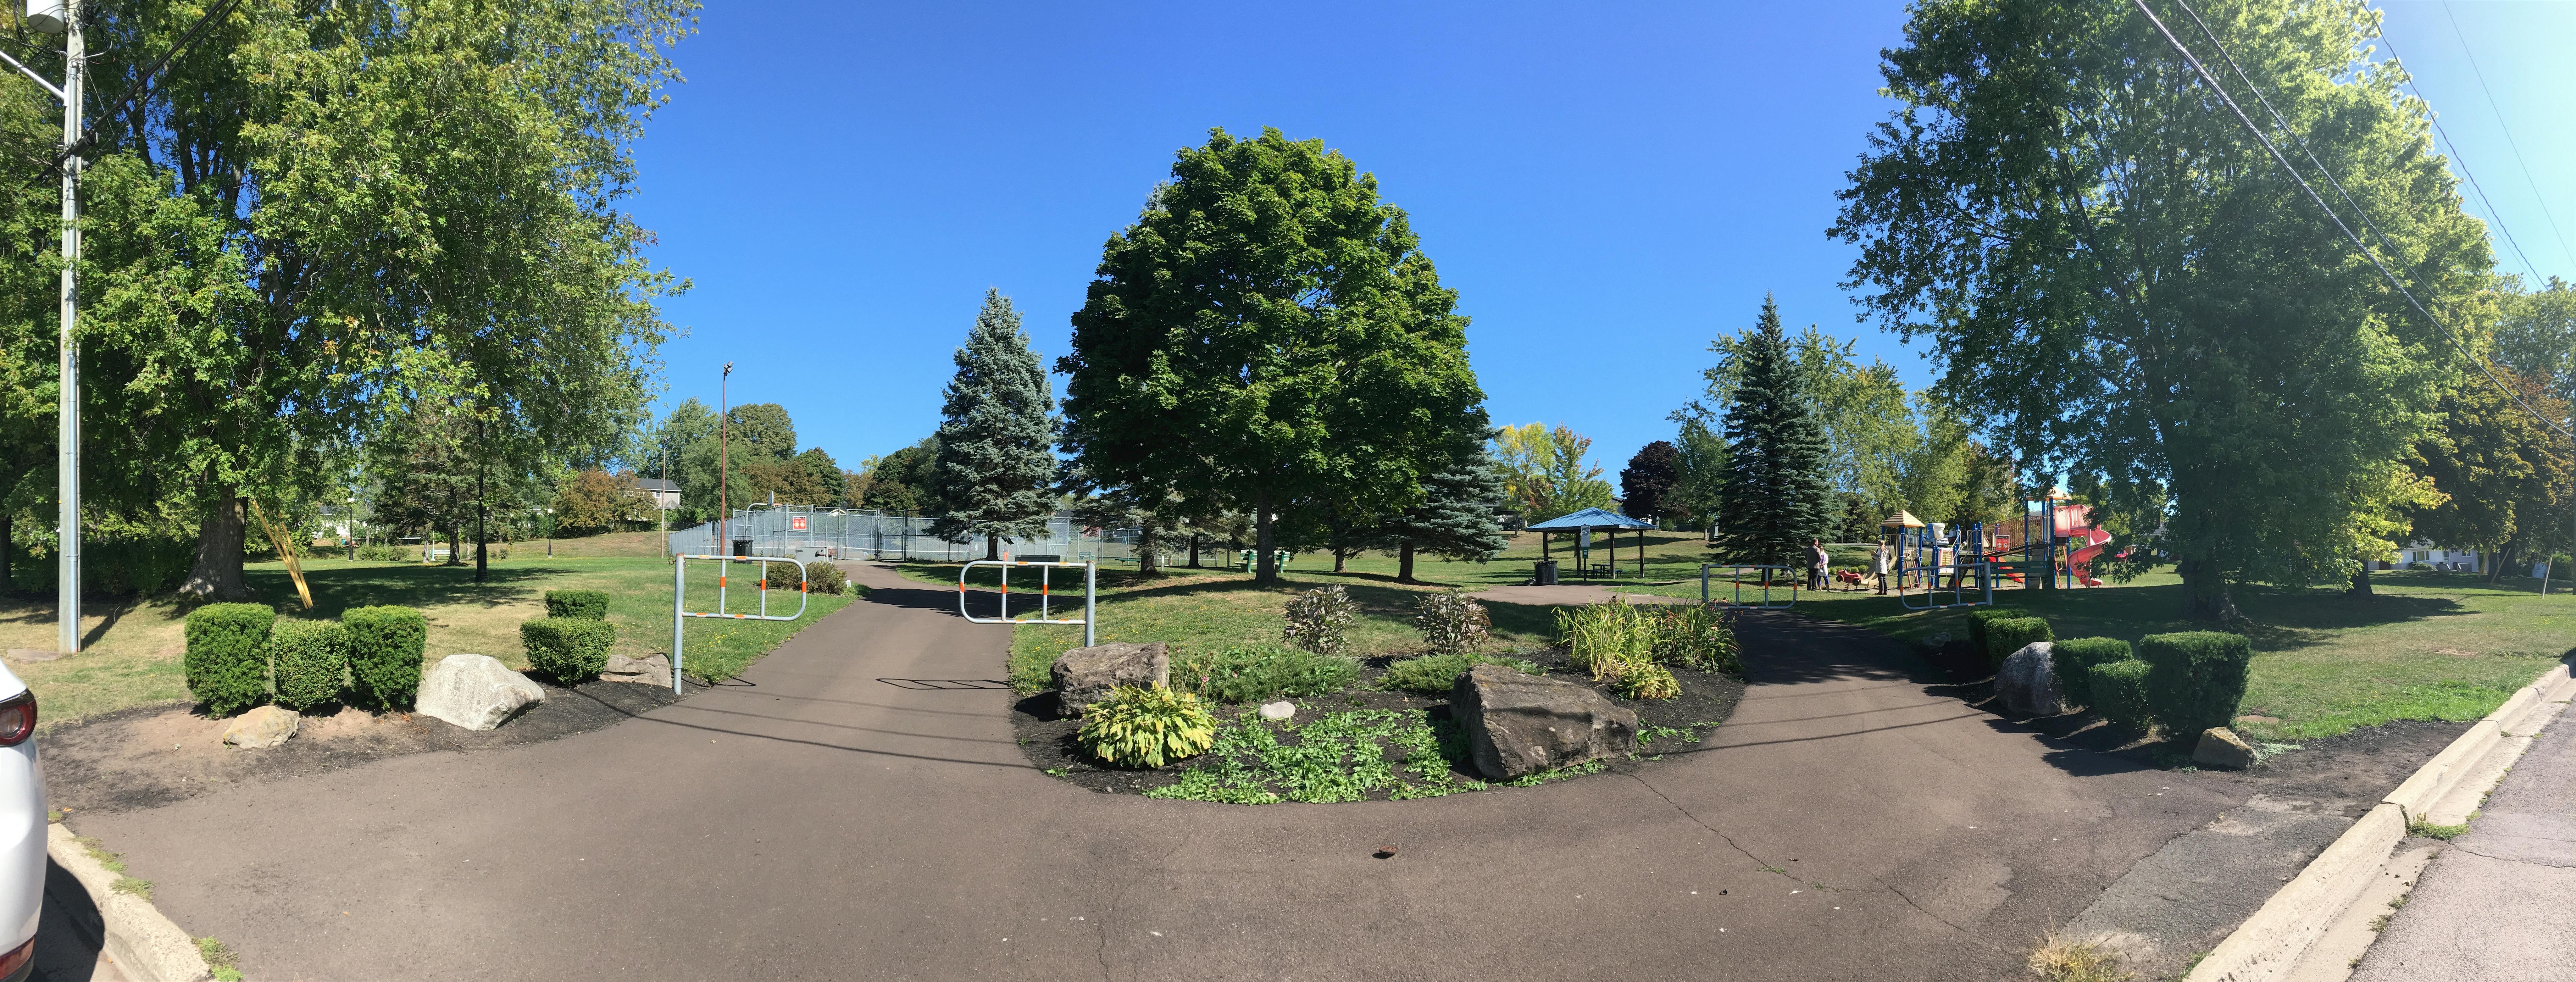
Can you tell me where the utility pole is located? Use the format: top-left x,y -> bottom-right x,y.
8,1 -> 89,654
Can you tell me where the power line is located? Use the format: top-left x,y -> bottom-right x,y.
2442,1 -> 2576,271
2375,30 -> 2550,286
2132,0 -> 2572,441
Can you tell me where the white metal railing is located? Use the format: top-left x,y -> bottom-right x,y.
958,559 -> 1096,646
1897,557 -> 1995,611
1700,564 -> 1801,608
668,553 -> 812,694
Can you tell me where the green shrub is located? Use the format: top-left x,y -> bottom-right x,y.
1985,617 -> 2054,668
1966,607 -> 2028,653
342,606 -> 427,711
1413,592 -> 1490,653
1620,661 -> 1680,700
184,603 -> 276,716
1557,601 -> 1653,678
1377,653 -> 1545,695
2050,637 -> 2134,708
2140,631 -> 2253,736
1652,604 -> 1742,675
267,620 -> 348,711
520,617 -> 616,684
1078,685 -> 1216,768
1282,585 -> 1358,655
2089,660 -> 2154,731
797,559 -> 847,597
354,544 -> 406,562
1171,644 -> 1359,703
542,590 -> 611,620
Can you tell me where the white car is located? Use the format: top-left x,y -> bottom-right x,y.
0,665 -> 40,982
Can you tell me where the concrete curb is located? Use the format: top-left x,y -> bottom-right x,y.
46,824 -> 213,982
2185,663 -> 2576,982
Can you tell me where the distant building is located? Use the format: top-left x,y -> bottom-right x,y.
635,478 -> 681,511
2380,540 -> 2480,572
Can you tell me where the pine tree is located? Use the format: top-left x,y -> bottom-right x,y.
1713,296 -> 1836,568
930,290 -> 1059,559
1374,429 -> 1512,584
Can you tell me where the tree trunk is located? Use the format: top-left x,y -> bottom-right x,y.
1254,491 -> 1279,583
178,496 -> 253,601
985,534 -> 998,561
474,508 -> 488,583
447,524 -> 463,565
2347,563 -> 2373,598
2489,542 -> 2518,585
1138,525 -> 1160,576
2178,557 -> 2239,621
1188,533 -> 1201,568
1332,549 -> 1348,573
1398,542 -> 1416,584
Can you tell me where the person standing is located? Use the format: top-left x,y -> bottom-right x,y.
1872,540 -> 1891,594
1807,538 -> 1829,591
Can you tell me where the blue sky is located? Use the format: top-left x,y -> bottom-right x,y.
625,0 -> 2576,480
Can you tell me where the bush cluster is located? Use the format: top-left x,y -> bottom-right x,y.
2049,637 -> 2133,708
1651,604 -> 1741,675
1171,644 -> 1359,704
542,590 -> 611,620
1281,585 -> 1358,655
1412,592 -> 1490,653
354,544 -> 407,562
343,606 -> 428,711
1078,685 -> 1216,768
798,560 -> 848,597
1984,616 -> 2053,668
521,617 -> 616,684
1965,607 -> 2028,654
2141,631 -> 2252,735
1554,601 -> 1702,700
1377,653 -> 1544,695
183,604 -> 276,716
267,620 -> 349,712
2088,660 -> 2154,731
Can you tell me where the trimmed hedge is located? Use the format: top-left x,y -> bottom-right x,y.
1985,617 -> 2054,668
2141,631 -> 2253,736
343,606 -> 427,711
269,620 -> 349,711
543,590 -> 611,621
2050,637 -> 2134,708
2089,660 -> 2154,731
799,560 -> 847,598
184,603 -> 276,716
1966,607 -> 2028,654
522,617 -> 616,684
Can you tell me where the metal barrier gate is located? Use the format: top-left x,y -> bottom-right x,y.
1898,556 -> 1995,610
669,553 -> 812,694
959,559 -> 1096,646
1701,564 -> 1800,608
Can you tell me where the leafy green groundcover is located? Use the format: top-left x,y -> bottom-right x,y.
1145,707 -> 1609,805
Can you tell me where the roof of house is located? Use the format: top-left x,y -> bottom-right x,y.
1526,508 -> 1654,531
636,479 -> 679,493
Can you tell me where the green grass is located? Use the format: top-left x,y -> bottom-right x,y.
2407,817 -> 2472,840
1146,707 -> 1490,803
0,553 -> 851,726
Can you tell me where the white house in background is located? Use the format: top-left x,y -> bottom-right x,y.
2378,539 -> 2481,572
635,478 -> 681,511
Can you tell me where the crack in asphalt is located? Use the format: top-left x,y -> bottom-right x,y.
1625,772 -> 1805,884
2455,840 -> 2576,868
1870,875 -> 2001,949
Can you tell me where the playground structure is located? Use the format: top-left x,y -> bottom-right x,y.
1884,494 -> 2113,610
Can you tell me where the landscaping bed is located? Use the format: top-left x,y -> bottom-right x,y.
1010,645 -> 1744,802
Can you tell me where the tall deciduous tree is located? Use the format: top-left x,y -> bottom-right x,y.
1059,128 -> 1483,583
1712,297 -> 1836,566
2408,365 -> 2571,581
1671,417 -> 1728,537
1620,441 -> 1685,526
1833,0 -> 2490,618
931,290 -> 1058,559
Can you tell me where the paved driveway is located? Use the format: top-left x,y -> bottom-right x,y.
67,567 -> 2241,980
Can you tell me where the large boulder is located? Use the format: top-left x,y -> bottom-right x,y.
600,653 -> 673,688
1996,642 -> 2064,717
1050,642 -> 1168,716
2193,727 -> 2257,770
1451,664 -> 1640,781
417,654 -> 546,731
220,705 -> 299,748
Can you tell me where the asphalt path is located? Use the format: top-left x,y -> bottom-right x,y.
67,565 -> 2242,981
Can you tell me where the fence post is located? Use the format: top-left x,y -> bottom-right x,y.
670,554 -> 686,696
1085,561 -> 1097,647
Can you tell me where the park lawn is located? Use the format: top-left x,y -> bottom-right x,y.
0,553 -> 850,729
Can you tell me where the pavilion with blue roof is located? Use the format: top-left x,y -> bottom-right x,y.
1525,507 -> 1655,580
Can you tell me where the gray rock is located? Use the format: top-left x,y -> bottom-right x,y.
2193,727 -> 2257,770
1050,642 -> 1168,716
601,653 -> 673,688
1258,701 -> 1295,721
1996,642 -> 2063,717
1451,663 -> 1640,781
416,654 -> 546,731
220,705 -> 298,748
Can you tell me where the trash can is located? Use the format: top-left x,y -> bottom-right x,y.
732,538 -> 754,557
1534,560 -> 1558,586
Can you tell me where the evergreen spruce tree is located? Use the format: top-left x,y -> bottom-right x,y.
1373,427 -> 1512,584
930,290 -> 1059,559
1713,296 -> 1836,568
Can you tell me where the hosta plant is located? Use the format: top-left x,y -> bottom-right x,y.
1079,685 -> 1218,768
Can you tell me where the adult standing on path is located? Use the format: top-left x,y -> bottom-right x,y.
1807,538 -> 1829,591
2351,686 -> 2576,981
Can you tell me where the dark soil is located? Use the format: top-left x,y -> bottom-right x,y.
41,680 -> 684,815
1917,638 -> 2473,811
1012,646 -> 1747,798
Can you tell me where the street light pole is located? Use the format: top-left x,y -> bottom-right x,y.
38,1 -> 84,655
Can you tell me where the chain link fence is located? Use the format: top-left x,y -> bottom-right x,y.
667,506 -> 1209,566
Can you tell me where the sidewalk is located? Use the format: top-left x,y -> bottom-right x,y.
2351,691 -> 2576,981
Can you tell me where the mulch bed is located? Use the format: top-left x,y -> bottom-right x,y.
41,680 -> 683,816
1011,646 -> 1746,799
